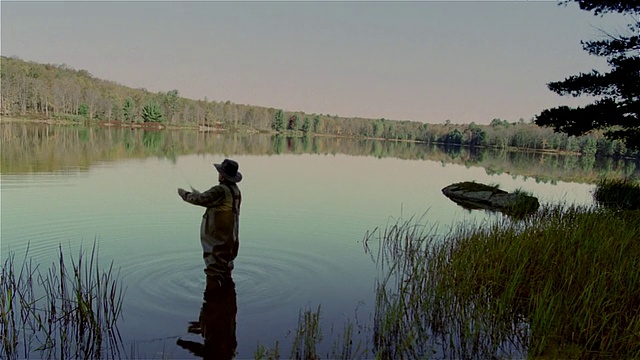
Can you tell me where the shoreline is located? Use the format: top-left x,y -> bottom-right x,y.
0,116 -> 619,159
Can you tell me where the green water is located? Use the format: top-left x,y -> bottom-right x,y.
0,122 -> 615,358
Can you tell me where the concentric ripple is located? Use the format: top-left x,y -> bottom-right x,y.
234,243 -> 343,315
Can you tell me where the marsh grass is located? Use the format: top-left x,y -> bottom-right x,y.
593,177 -> 640,210
254,305 -> 371,360
366,206 -> 640,358
511,187 -> 532,196
254,204 -> 639,359
290,306 -> 323,360
1,243 -> 124,359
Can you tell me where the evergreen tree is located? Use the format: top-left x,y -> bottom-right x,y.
313,115 -> 322,133
141,101 -> 164,123
373,119 -> 384,138
162,89 -> 179,123
273,109 -> 284,131
123,97 -> 136,123
445,128 -> 464,145
535,0 -> 640,150
301,117 -> 311,133
78,103 -> 89,119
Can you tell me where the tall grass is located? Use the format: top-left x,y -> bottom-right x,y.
253,202 -> 639,359
1,243 -> 125,359
289,306 -> 323,360
254,305 -> 371,360
593,177 -> 640,210
366,206 -> 640,358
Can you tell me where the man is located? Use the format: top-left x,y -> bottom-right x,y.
178,159 -> 242,285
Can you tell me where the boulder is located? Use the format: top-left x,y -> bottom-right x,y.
442,181 -> 539,216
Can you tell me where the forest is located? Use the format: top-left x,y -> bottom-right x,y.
1,55 -> 638,160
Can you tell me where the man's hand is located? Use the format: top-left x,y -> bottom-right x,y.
177,188 -> 188,199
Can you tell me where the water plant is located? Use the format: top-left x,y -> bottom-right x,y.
290,306 -> 323,360
1,243 -> 125,359
593,177 -> 640,210
254,305 -> 371,360
366,206 -> 640,358
254,202 -> 639,359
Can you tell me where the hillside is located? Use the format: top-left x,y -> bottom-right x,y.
1,56 -> 637,159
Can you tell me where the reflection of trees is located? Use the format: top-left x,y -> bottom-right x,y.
563,156 -> 579,172
142,130 -> 164,151
286,137 -> 298,153
1,123 -> 639,183
580,154 -> 596,173
301,135 -> 310,153
272,134 -> 284,155
624,162 -> 637,178
444,144 -> 463,159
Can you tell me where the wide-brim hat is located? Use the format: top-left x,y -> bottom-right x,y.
214,159 -> 242,183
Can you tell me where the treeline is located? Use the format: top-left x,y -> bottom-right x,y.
3,123 -> 638,183
0,56 -> 277,129
1,56 -> 638,159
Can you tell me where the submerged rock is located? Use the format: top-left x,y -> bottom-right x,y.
442,181 -> 539,216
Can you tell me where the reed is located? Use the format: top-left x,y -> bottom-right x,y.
254,342 -> 280,360
254,203 -> 638,358
593,177 -> 640,210
366,205 -> 640,358
0,243 -> 125,359
289,305 -> 323,360
254,305 -> 371,360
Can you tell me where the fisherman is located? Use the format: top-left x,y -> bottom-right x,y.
177,159 -> 242,286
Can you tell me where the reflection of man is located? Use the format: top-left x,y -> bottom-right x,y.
177,159 -> 242,285
177,276 -> 238,359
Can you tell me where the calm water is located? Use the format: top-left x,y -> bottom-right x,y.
0,124 -> 603,358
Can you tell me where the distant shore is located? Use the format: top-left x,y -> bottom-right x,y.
1,116 -> 204,131
0,115 -> 607,158
1,115 -> 579,153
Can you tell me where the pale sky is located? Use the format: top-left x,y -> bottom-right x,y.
0,1 -> 631,124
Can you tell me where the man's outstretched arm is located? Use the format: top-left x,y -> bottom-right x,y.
177,186 -> 226,207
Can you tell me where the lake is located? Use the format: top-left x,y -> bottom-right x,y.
1,123 -> 634,358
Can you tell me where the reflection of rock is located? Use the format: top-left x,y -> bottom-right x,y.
442,181 -> 539,216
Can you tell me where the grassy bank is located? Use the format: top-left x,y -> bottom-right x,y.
258,202 -> 639,359
367,205 -> 640,358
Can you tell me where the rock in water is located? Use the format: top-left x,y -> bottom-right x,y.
442,181 -> 539,217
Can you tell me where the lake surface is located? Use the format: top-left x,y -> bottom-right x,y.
0,123 -> 625,358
